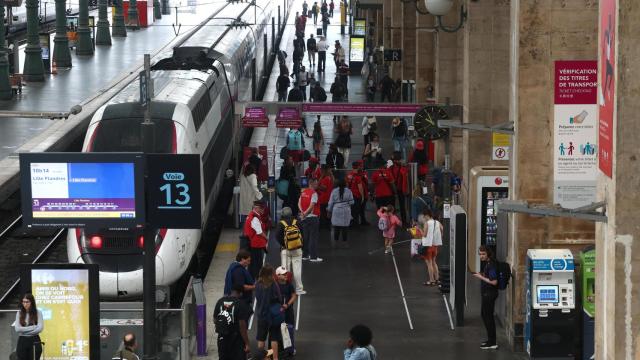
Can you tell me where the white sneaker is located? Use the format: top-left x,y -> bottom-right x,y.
310,257 -> 324,262
297,290 -> 307,295
302,256 -> 310,261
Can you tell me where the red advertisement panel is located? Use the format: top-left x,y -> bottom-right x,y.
554,61 -> 597,105
242,107 -> 268,127
276,108 -> 302,128
598,0 -> 615,177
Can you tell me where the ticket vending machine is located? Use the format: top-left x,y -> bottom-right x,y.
525,249 -> 578,359
580,247 -> 595,360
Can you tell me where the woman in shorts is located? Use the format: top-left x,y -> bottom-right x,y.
421,209 -> 443,286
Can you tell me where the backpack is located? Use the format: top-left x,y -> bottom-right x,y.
287,130 -> 303,150
214,298 -> 238,335
281,219 -> 303,250
307,38 -> 317,52
496,261 -> 512,290
378,216 -> 389,231
394,119 -> 407,138
276,178 -> 289,198
367,119 -> 377,133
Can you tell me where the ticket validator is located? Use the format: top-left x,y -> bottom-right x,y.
525,249 -> 578,359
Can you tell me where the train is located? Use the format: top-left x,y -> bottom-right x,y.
66,0 -> 276,299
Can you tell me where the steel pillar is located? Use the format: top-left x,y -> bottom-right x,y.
127,0 -> 140,29
23,0 -> 45,81
112,0 -> 127,37
96,0 -> 112,45
76,0 -> 94,55
153,0 -> 161,19
53,0 -> 72,66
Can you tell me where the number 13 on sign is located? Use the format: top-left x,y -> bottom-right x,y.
159,183 -> 191,208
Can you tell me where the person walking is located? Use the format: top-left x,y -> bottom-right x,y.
335,116 -> 353,165
305,156 -> 322,179
372,160 -> 395,208
307,34 -> 317,67
317,36 -> 329,72
321,0 -> 328,16
329,0 -> 334,17
243,202 -> 269,279
325,143 -> 345,171
363,133 -> 385,169
328,178 -> 354,248
409,138 -> 429,181
321,11 -> 330,37
276,72 -> 290,102
379,74 -> 394,102
376,205 -> 401,254
473,245 -> 499,350
213,284 -> 251,360
111,333 -> 141,360
223,250 -> 255,308
299,178 -> 323,262
310,121 -> 324,159
298,66 -> 309,101
337,59 -> 350,91
254,265 -> 282,360
346,160 -> 369,225
239,164 -> 263,224
366,74 -> 377,102
361,115 -> 376,148
330,76 -> 347,102
333,41 -> 346,67
14,293 -> 44,360
420,209 -> 442,286
302,0 -> 308,16
311,2 -> 319,24
391,117 -> 408,160
277,207 -> 305,294
389,152 -> 408,225
344,325 -> 377,360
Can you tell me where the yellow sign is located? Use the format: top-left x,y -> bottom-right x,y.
492,133 -> 511,147
32,269 -> 91,360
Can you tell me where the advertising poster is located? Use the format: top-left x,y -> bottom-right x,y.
353,19 -> 366,36
553,61 -> 598,208
32,268 -> 91,360
29,162 -> 136,219
241,106 -> 268,127
598,0 -> 615,177
276,107 -> 302,128
349,37 -> 365,63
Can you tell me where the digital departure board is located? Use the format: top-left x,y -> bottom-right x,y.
20,153 -> 145,228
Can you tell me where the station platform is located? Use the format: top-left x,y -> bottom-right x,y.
202,0 -> 526,358
0,0 -> 225,160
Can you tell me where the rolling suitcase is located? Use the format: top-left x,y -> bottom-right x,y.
316,27 -> 322,36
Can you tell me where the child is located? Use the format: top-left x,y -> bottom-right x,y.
312,120 -> 324,159
376,205 -> 402,254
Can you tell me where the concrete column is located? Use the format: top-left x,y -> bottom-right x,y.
113,0 -> 128,37
389,0 -> 402,79
507,0 -> 598,351
434,0 -> 462,104
23,0 -> 45,82
76,0 -> 94,55
415,10 -> 435,102
154,0 -> 161,19
0,0 -> 12,99
400,1 -> 416,83
595,1 -> 640,358
53,0 -> 72,66
96,0 -> 112,45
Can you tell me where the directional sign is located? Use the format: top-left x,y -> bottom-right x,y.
384,49 -> 402,62
146,154 -> 201,229
140,71 -> 148,107
100,327 -> 111,339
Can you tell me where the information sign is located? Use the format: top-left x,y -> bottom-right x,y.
349,37 -> 365,62
353,19 -> 366,36
242,106 -> 269,127
276,107 -> 302,128
383,49 -> 402,62
146,154 -> 202,229
598,0 -> 615,177
492,133 -> 510,160
19,153 -> 146,228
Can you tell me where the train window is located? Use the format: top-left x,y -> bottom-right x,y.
91,118 -> 174,153
192,92 -> 212,131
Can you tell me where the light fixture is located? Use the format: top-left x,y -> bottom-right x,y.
423,0 -> 468,33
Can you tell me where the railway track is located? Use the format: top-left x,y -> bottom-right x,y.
0,214 -> 68,308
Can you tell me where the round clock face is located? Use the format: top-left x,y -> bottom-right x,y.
413,105 -> 449,140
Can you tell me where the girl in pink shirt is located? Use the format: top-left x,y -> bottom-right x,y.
377,205 -> 402,254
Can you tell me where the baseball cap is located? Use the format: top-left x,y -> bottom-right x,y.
386,160 -> 393,168
415,140 -> 425,150
276,266 -> 289,275
309,156 -> 319,164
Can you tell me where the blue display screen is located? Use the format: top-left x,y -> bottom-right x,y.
537,285 -> 559,304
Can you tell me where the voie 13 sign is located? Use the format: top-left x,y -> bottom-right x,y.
146,154 -> 202,229
19,153 -> 146,228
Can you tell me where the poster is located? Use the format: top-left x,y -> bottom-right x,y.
276,107 -> 301,128
492,133 -> 510,160
553,61 -> 598,209
241,106 -> 268,127
598,0 -> 615,177
349,37 -> 365,63
353,19 -> 366,36
32,268 -> 91,360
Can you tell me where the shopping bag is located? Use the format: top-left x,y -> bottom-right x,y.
411,238 -> 422,258
281,322 -> 293,349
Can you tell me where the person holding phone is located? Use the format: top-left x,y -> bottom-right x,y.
472,246 -> 499,350
14,293 -> 44,360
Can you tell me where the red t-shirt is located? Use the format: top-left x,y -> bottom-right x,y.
299,188 -> 320,216
347,170 -> 368,199
318,175 -> 333,205
304,166 -> 322,180
372,168 -> 395,197
390,164 -> 408,194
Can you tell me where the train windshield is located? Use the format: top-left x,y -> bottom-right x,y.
91,118 -> 175,153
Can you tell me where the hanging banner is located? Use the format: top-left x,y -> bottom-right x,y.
242,106 -> 268,127
598,0 -> 615,178
553,60 -> 598,209
492,133 -> 510,161
302,103 -> 422,116
275,107 -> 302,128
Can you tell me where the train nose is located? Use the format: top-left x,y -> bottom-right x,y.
106,255 -> 164,298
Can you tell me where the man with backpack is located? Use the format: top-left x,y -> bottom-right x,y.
223,250 -> 255,308
391,117 -> 408,160
214,284 -> 251,360
330,76 -> 347,102
307,34 -> 317,67
472,245 -> 500,350
276,207 -> 305,294
276,72 -> 290,102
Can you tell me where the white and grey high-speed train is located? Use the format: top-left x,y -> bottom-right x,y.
67,0 -> 275,299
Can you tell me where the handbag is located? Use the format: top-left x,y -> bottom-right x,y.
279,146 -> 289,160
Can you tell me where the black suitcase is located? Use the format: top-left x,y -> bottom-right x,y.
316,27 -> 322,36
